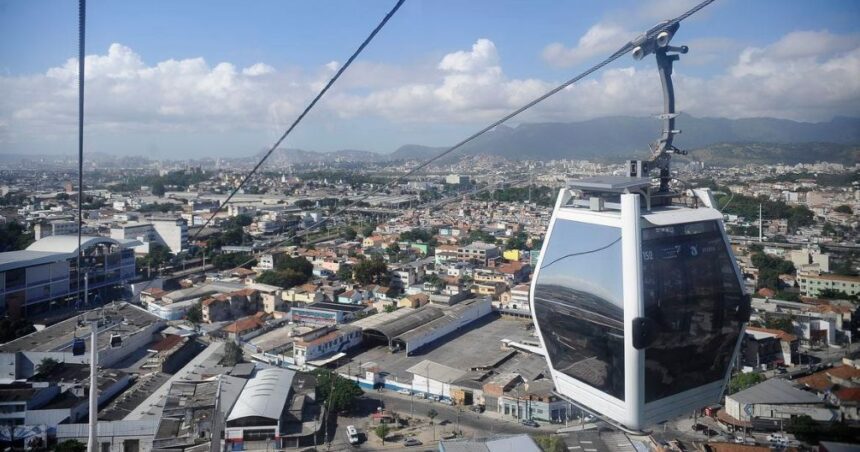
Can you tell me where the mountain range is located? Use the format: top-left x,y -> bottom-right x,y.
257,114 -> 860,165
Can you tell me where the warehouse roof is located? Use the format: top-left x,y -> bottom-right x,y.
728,378 -> 821,406
227,368 -> 295,422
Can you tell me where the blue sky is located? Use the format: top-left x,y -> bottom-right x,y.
1,0 -> 858,157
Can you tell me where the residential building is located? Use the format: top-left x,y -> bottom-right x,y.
722,378 -> 837,431
798,273 -> 860,298
292,325 -> 362,366
458,242 -> 500,265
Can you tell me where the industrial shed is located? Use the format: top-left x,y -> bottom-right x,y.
354,298 -> 492,355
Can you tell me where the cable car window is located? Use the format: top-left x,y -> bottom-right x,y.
641,220 -> 743,402
533,220 -> 625,400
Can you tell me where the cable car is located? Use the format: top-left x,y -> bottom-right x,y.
72,337 -> 86,356
109,333 -> 122,348
529,22 -> 748,432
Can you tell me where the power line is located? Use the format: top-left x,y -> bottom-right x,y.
223,0 -> 716,271
190,0 -> 406,243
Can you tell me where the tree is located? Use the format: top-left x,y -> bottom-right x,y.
0,318 -> 36,343
36,357 -> 59,375
374,423 -> 391,445
818,289 -> 857,301
222,341 -> 244,366
315,369 -> 364,413
354,255 -> 389,285
212,252 -> 251,270
256,269 -> 308,289
728,372 -> 763,394
0,221 -> 35,252
337,264 -> 354,283
361,225 -> 376,237
427,408 -> 438,424
386,242 -> 401,257
55,440 -> 87,452
834,205 -> 853,214
276,256 -> 313,278
343,227 -> 358,241
152,181 -> 166,196
765,317 -> 795,334
534,435 -> 566,452
384,304 -> 397,313
186,302 -> 202,323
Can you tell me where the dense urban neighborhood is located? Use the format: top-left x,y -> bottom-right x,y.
0,154 -> 857,450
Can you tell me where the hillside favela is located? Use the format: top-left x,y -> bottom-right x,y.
0,1 -> 858,451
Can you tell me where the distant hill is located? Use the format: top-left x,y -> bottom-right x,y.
683,142 -> 860,167
387,114 -> 860,164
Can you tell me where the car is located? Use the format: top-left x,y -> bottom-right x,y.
403,438 -> 423,447
398,388 -> 412,395
520,419 -> 539,427
582,415 -> 596,423
441,398 -> 454,405
733,436 -> 744,444
414,392 -> 426,399
766,433 -> 786,442
471,405 -> 485,413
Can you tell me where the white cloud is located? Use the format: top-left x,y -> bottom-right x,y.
542,23 -> 632,68
1,31 -> 859,154
242,63 -> 275,76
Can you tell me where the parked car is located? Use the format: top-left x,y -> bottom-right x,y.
520,419 -> 539,427
582,414 -> 596,423
470,405 -> 485,413
398,388 -> 412,395
403,438 -> 423,447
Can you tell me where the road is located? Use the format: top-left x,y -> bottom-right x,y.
318,389 -> 562,451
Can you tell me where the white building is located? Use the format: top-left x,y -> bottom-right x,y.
292,325 -> 362,366
111,218 -> 187,254
33,220 -> 79,241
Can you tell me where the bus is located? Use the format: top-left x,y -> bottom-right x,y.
346,425 -> 359,445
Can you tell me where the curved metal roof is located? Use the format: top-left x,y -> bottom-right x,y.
227,368 -> 295,422
26,235 -> 123,254
364,305 -> 445,340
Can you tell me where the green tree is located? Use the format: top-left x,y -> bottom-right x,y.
343,227 -> 358,241
384,304 -> 397,313
222,341 -> 244,366
337,264 -> 354,282
834,205 -> 853,214
0,318 -> 36,343
728,372 -> 763,394
427,408 -> 438,424
152,181 -> 166,196
186,302 -> 202,323
0,221 -> 35,252
256,269 -> 308,289
374,423 -> 391,445
354,255 -> 389,285
361,225 -> 376,237
315,369 -> 364,413
765,317 -> 795,334
386,242 -> 401,257
276,256 -> 313,278
534,435 -> 566,452
36,357 -> 59,375
818,289 -> 857,301
212,253 -> 251,270
55,439 -> 87,452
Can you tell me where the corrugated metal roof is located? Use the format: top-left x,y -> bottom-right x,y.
56,420 -> 156,438
407,360 -> 466,384
728,378 -> 821,405
227,368 -> 294,422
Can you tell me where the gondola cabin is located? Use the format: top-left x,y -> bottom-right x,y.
529,177 -> 749,431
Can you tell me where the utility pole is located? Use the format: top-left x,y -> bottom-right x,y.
87,316 -> 98,452
759,203 -> 763,242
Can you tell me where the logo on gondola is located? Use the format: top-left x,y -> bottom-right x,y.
689,245 -> 698,256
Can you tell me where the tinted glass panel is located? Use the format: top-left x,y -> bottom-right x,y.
642,220 -> 744,402
533,220 -> 625,400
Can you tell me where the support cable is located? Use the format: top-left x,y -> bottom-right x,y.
190,0 -> 406,243
223,0 -> 716,271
